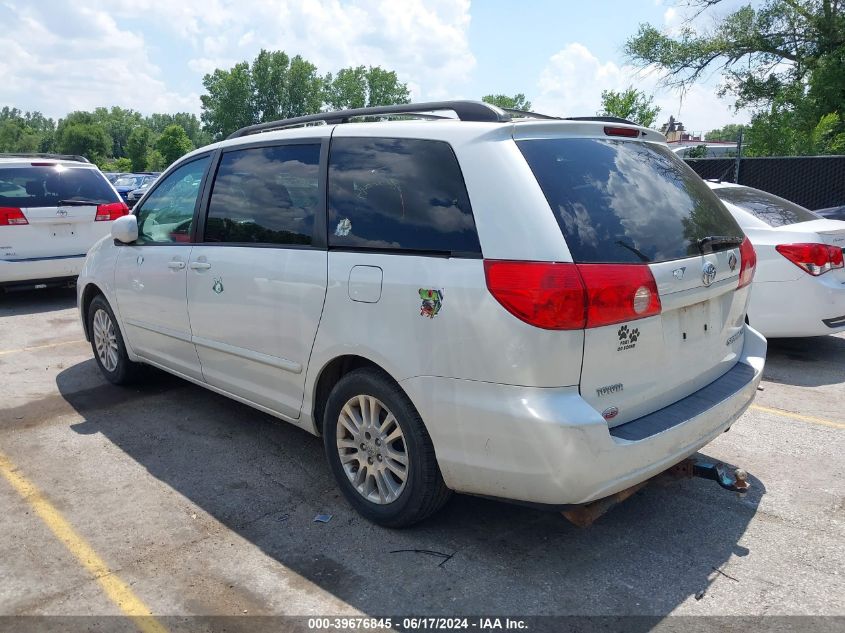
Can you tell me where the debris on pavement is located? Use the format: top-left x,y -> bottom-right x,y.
313,513 -> 333,523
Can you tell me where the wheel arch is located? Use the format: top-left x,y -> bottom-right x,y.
311,354 -> 402,436
79,282 -> 106,341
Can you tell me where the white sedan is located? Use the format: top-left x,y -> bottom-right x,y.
707,181 -> 845,337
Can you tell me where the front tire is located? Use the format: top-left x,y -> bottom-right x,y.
323,368 -> 451,528
87,295 -> 141,385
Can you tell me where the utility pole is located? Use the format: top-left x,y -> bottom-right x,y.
733,127 -> 744,183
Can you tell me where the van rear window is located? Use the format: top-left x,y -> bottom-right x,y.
0,166 -> 119,208
517,138 -> 742,263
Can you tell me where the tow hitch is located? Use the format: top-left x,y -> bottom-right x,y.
561,455 -> 750,528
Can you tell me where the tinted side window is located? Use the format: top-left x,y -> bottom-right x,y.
518,138 -> 743,263
712,186 -> 818,227
204,144 -> 321,245
328,137 -> 481,255
135,156 -> 210,244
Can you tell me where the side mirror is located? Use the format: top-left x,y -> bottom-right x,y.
111,214 -> 138,244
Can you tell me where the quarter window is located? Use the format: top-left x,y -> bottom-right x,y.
204,144 -> 321,245
328,137 -> 481,255
135,156 -> 210,244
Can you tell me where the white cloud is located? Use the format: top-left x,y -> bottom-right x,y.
0,2 -> 198,118
532,42 -> 749,134
0,0 -> 474,118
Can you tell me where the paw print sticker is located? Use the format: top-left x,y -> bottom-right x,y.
629,328 -> 640,343
618,325 -> 629,341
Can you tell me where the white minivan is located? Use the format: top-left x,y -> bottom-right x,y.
77,101 -> 766,527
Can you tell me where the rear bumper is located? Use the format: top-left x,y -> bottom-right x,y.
749,274 -> 845,337
0,255 -> 86,286
402,324 -> 766,506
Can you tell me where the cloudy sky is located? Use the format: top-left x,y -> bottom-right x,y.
0,0 -> 750,133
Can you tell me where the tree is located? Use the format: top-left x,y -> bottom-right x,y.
706,123 -> 744,142
0,107 -> 56,152
200,61 -> 255,141
146,112 -> 211,148
325,66 -> 410,110
599,87 -> 660,128
127,126 -> 151,171
156,125 -> 193,166
482,94 -> 532,111
55,112 -> 112,162
93,107 -> 143,157
625,0 -> 845,155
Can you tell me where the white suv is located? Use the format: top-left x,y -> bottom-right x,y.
1,154 -> 128,290
77,101 -> 766,527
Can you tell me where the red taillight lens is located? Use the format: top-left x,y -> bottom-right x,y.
738,237 -> 757,288
577,264 -> 661,327
95,201 -> 129,222
0,207 -> 28,226
604,126 -> 640,138
483,260 -> 662,330
776,243 -> 844,276
483,261 -> 587,330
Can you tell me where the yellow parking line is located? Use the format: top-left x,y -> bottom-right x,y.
0,450 -> 168,633
751,404 -> 845,430
0,339 -> 86,356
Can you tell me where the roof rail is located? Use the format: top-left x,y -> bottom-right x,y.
0,152 -> 91,164
226,100 -> 512,139
564,116 -> 639,126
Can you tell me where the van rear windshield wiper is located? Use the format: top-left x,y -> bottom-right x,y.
697,235 -> 743,253
58,199 -> 102,206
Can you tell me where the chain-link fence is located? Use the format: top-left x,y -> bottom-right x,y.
684,155 -> 845,211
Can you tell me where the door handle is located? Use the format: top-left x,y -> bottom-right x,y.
167,260 -> 186,270
189,262 -> 211,270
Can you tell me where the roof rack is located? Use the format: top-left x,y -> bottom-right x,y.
227,100 -> 512,139
564,116 -> 639,126
0,152 -> 91,164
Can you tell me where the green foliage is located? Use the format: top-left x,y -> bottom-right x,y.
685,144 -> 709,158
93,107 -> 143,157
482,94 -> 532,111
156,125 -> 193,166
146,112 -> 210,148
706,123 -> 744,142
55,112 -> 112,162
598,87 -> 660,128
201,50 -> 411,139
625,0 -> 845,156
98,157 -> 133,172
127,127 -> 151,171
146,149 -> 165,171
0,107 -> 56,152
325,66 -> 410,110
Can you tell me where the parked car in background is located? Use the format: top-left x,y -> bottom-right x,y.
814,205 -> 845,222
1,153 -> 128,291
671,143 -> 738,158
77,101 -> 765,527
112,173 -> 159,203
707,182 -> 845,337
126,176 -> 159,208
104,171 -> 128,184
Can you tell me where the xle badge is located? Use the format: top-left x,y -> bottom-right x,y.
617,324 -> 639,351
212,277 -> 224,294
419,288 -> 443,318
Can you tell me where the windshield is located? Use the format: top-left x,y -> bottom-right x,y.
0,166 -> 119,208
712,186 -> 818,227
517,138 -> 743,263
114,176 -> 143,187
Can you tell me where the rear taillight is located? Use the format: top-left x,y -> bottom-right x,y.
577,264 -> 661,327
738,237 -> 757,288
483,261 -> 586,330
776,243 -> 844,276
95,201 -> 129,222
0,207 -> 28,226
483,260 -> 661,330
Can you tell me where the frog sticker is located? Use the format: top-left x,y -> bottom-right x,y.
419,288 -> 443,318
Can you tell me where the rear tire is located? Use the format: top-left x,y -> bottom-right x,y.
323,368 -> 451,528
87,295 -> 141,385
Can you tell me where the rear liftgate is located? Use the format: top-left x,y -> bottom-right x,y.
561,455 -> 750,528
